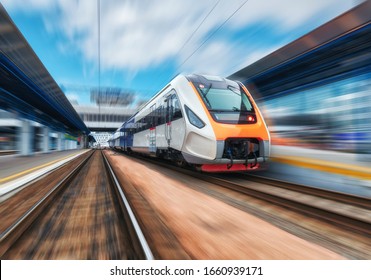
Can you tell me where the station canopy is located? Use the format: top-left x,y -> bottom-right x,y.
90,87 -> 135,106
228,1 -> 371,99
0,4 -> 89,135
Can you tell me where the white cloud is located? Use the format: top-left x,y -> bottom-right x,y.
2,0 -> 358,75
65,93 -> 80,105
1,0 -> 54,11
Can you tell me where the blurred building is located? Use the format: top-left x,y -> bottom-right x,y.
230,1 -> 371,154
69,87 -> 136,147
0,4 -> 90,155
0,0 -> 137,152
0,109 -> 85,153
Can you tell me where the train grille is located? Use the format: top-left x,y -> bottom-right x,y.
222,138 -> 259,160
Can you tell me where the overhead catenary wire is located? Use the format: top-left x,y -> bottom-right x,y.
175,0 -> 221,60
153,0 -> 250,97
152,0 -> 221,97
174,0 -> 250,74
97,0 -> 101,120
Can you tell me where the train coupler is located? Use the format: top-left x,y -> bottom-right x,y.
227,149 -> 234,169
249,152 -> 258,168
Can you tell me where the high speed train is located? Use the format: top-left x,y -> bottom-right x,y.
109,74 -> 270,172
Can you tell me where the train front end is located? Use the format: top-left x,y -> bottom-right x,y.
182,74 -> 270,172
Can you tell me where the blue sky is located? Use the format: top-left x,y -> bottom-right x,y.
1,0 -> 359,107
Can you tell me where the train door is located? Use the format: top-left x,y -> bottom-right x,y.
149,104 -> 156,153
165,91 -> 184,149
122,131 -> 126,151
165,96 -> 172,146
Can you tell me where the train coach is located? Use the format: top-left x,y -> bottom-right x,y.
111,74 -> 270,172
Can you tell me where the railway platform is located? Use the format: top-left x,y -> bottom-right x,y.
1,149 -> 369,259
1,146 -> 370,199
0,149 -> 89,201
261,145 -> 371,198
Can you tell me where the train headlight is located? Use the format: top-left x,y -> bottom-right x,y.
247,115 -> 255,122
185,105 -> 205,128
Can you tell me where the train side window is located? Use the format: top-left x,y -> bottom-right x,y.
166,100 -> 171,123
146,116 -> 149,130
157,107 -> 163,125
171,94 -> 183,120
151,110 -> 155,127
143,117 -> 148,130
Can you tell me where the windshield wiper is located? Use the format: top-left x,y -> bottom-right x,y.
210,108 -> 251,113
202,83 -> 212,108
204,83 -> 212,96
209,109 -> 241,113
227,85 -> 241,95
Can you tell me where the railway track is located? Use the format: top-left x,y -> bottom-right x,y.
0,150 -> 153,259
102,152 -> 370,259
121,153 -> 371,249
237,173 -> 371,209
203,173 -> 371,236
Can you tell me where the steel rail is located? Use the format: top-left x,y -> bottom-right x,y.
122,152 -> 371,236
0,150 -> 94,257
102,152 -> 154,260
240,173 -> 371,209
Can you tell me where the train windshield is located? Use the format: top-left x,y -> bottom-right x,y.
196,84 -> 253,112
194,82 -> 256,124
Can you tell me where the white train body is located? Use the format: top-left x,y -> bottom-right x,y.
110,74 -> 270,172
